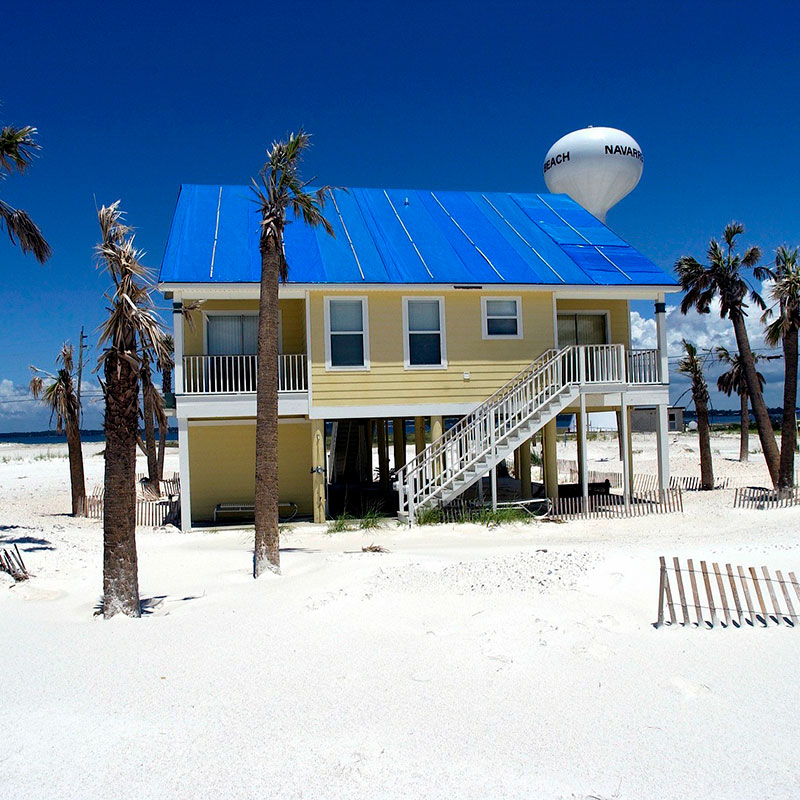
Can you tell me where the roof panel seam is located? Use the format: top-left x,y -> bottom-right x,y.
430,192 -> 504,281
536,194 -> 632,282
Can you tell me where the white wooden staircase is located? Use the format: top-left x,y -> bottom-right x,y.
395,344 -> 654,524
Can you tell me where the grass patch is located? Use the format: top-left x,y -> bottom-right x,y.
416,506 -> 443,526
359,505 -> 385,531
327,513 -> 357,534
475,507 -> 535,528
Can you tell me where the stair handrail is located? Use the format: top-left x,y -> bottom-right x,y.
396,346 -> 575,513
396,343 -> 629,517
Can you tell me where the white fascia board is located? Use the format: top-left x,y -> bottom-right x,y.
176,393 -> 308,417
308,401 -> 478,420
159,282 -> 680,300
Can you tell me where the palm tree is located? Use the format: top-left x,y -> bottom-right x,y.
95,202 -> 167,618
250,130 -> 334,577
676,223 -> 780,487
0,123 -> 51,263
156,335 -> 174,482
678,340 -> 714,489
716,347 -> 771,462
139,350 -> 166,496
762,245 -> 800,488
29,343 -> 86,515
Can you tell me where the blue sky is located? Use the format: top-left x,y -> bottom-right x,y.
1,0 -> 799,431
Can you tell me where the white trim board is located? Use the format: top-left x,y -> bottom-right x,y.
309,401 -> 478,420
187,418 -> 309,427
160,282 -> 679,299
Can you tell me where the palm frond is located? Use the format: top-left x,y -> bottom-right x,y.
0,125 -> 41,174
0,198 -> 51,263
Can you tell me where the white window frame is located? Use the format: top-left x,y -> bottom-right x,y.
481,296 -> 523,340
555,310 -> 611,347
203,310 -> 261,355
324,296 -> 370,371
402,296 -> 447,370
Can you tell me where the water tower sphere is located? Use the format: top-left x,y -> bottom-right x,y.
543,127 -> 643,222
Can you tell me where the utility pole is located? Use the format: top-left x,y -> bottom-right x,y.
76,326 -> 87,427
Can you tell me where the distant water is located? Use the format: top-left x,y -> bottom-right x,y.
0,429 -> 178,446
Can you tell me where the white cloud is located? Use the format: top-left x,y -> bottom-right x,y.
0,377 -> 105,433
631,282 -> 786,409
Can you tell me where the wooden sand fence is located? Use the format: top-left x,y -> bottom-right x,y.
656,556 -> 800,628
733,486 -> 800,510
80,488 -> 180,528
565,469 -> 735,492
551,487 -> 683,520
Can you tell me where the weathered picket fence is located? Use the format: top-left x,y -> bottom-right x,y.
656,556 -> 800,628
137,472 -> 181,497
552,487 -> 683,520
565,469 -> 735,492
80,491 -> 180,527
733,486 -> 800,510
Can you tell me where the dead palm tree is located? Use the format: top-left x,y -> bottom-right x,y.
762,246 -> 800,488
676,223 -> 780,487
95,201 -> 167,618
678,340 -> 714,490
250,130 -> 334,577
716,347 -> 771,462
0,123 -> 51,263
29,343 -> 86,515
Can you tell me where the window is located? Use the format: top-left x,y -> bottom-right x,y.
482,297 -> 522,339
557,313 -> 608,346
325,297 -> 369,369
404,297 -> 446,368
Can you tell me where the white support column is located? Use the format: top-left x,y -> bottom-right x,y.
178,417 -> 192,532
655,295 -> 668,384
490,466 -> 498,511
619,393 -> 631,513
579,393 -> 589,507
172,298 -> 185,395
656,403 -> 670,493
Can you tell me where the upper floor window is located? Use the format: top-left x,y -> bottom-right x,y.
325,297 -> 369,369
404,297 -> 446,368
557,312 -> 608,346
206,313 -> 258,355
481,297 -> 522,339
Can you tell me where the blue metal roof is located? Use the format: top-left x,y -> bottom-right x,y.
159,184 -> 675,287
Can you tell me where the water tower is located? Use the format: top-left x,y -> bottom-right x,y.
543,127 -> 643,222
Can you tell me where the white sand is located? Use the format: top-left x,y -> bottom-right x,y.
2,435 -> 799,799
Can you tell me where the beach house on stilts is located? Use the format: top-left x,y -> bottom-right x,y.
159,186 -> 678,529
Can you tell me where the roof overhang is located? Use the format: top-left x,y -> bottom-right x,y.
159,281 -> 680,300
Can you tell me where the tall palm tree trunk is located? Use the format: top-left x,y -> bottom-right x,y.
738,391 -> 750,463
779,327 -> 798,488
103,351 -> 141,618
141,360 -> 160,496
695,390 -> 714,490
157,363 -> 172,482
65,413 -> 87,516
254,236 -> 281,576
731,310 -> 780,486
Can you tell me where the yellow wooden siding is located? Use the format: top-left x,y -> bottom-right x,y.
188,418 -> 313,520
308,290 -> 556,406
556,299 -> 630,348
181,299 -> 305,356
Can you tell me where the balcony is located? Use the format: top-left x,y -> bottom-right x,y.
182,354 -> 307,394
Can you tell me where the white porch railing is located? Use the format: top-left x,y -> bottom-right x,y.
626,348 -> 661,384
182,354 -> 307,394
